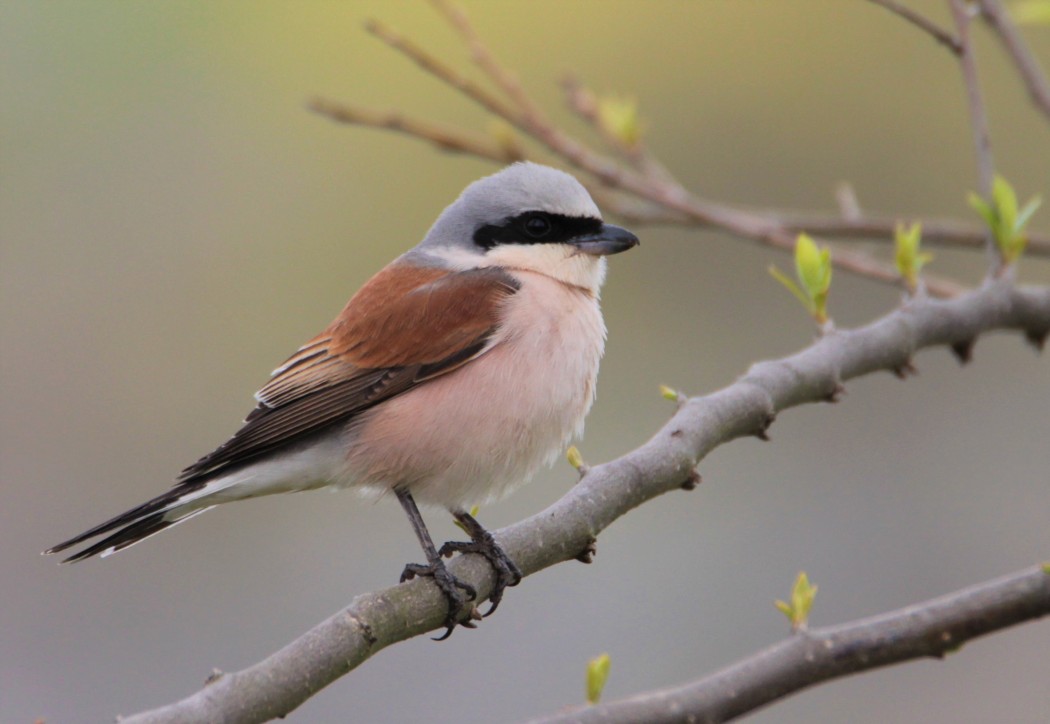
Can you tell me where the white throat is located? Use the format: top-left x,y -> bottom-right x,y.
430,244 -> 608,294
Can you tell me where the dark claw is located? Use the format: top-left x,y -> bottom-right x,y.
439,531 -> 522,617
400,559 -> 477,639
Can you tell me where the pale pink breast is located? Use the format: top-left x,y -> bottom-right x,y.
343,271 -> 606,509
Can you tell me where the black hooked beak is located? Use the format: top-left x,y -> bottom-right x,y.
570,223 -> 640,256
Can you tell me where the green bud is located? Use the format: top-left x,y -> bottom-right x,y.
769,234 -> 833,325
586,653 -> 611,704
566,445 -> 585,471
775,571 -> 818,631
969,174 -> 1041,266
597,95 -> 643,147
894,221 -> 933,292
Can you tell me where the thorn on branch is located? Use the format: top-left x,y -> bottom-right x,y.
754,413 -> 776,441
951,339 -> 976,365
680,469 -> 702,491
892,360 -> 919,379
575,538 -> 598,564
1025,328 -> 1048,352
825,382 -> 847,403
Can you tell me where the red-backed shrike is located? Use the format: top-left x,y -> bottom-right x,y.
46,162 -> 638,636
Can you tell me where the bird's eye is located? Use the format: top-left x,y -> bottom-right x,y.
522,214 -> 553,239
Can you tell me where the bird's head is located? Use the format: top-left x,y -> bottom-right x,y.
412,162 -> 638,291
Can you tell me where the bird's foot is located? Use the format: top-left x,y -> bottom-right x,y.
400,559 -> 479,640
439,529 -> 522,617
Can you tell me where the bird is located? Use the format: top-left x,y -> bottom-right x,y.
45,161 -> 639,637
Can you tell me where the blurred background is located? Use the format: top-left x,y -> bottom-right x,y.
3,2 -> 1049,722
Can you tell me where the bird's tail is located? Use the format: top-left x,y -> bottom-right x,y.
43,487 -> 213,563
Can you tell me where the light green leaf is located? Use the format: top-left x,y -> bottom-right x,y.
597,95 -> 644,147
894,222 -> 931,291
586,653 -> 611,704
969,176 -> 1041,266
795,234 -> 826,298
992,175 -> 1019,238
775,571 -> 818,631
769,264 -> 812,312
770,234 -> 833,324
968,192 -> 996,230
1016,196 -> 1042,234
659,384 -> 679,401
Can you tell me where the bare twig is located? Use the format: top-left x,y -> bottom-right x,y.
325,101 -> 972,294
314,89 -> 1050,266
308,97 -> 525,163
866,0 -> 963,54
339,12 -> 979,296
307,95 -> 1050,260
430,0 -> 550,127
978,0 -> 1050,122
770,212 -> 1050,254
120,280 -> 1050,723
363,18 -> 525,126
950,0 -> 996,198
531,565 -> 1050,724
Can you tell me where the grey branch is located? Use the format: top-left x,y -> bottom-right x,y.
530,565 -> 1050,724
121,279 -> 1050,724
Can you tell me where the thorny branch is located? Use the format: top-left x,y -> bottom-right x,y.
531,566 -> 1050,724
119,3 -> 1050,722
121,278 -> 1050,724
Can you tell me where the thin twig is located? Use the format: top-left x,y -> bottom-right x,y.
950,0 -> 996,198
314,97 -> 1050,263
771,212 -> 1047,252
354,12 -> 973,296
363,18 -> 526,126
531,565 -> 1050,724
866,0 -> 963,54
978,0 -> 1050,122
306,98 -> 966,297
430,0 -> 550,127
307,98 -> 526,163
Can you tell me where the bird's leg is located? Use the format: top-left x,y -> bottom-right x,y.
396,489 -> 478,640
440,508 -> 522,617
